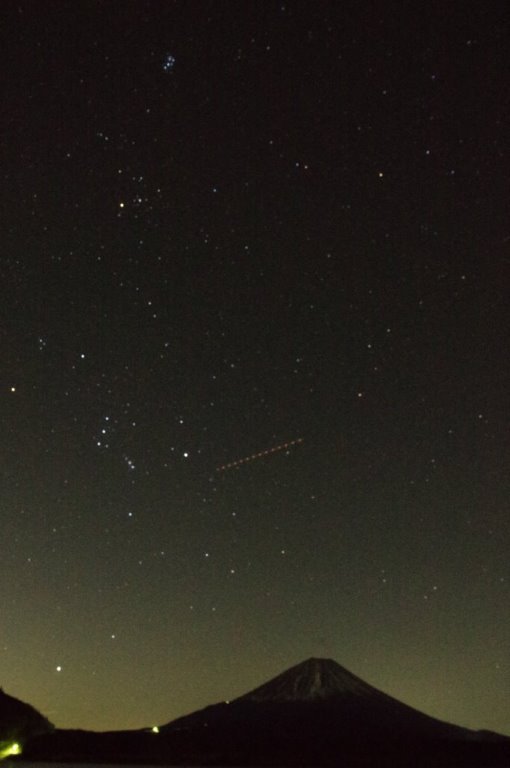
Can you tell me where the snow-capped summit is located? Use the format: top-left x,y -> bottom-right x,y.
237,657 -> 381,702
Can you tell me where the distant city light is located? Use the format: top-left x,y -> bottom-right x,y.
0,742 -> 22,760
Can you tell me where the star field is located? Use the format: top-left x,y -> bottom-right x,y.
1,0 -> 509,736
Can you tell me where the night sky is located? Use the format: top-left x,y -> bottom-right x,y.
2,0 -> 509,736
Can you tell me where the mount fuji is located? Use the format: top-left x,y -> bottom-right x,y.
158,658 -> 510,766
156,658 -> 510,766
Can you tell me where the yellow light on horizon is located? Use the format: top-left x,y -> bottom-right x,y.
151,726 -> 160,734
0,742 -> 22,760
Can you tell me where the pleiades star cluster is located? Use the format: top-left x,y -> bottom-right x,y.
1,0 -> 509,735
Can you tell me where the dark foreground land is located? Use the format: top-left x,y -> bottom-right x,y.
18,720 -> 510,767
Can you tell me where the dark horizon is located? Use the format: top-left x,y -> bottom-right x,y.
5,656 -> 510,741
14,659 -> 510,767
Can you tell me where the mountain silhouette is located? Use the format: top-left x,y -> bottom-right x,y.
0,687 -> 53,751
237,656 -> 417,702
159,658 -> 510,766
164,657 -> 474,735
237,657 -> 378,701
22,658 -> 510,766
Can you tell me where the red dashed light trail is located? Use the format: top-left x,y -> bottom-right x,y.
216,437 -> 304,472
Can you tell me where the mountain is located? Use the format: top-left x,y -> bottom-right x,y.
22,658 -> 510,766
158,658 -> 510,766
237,656 -> 379,701
0,687 -> 53,756
238,656 -> 427,702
